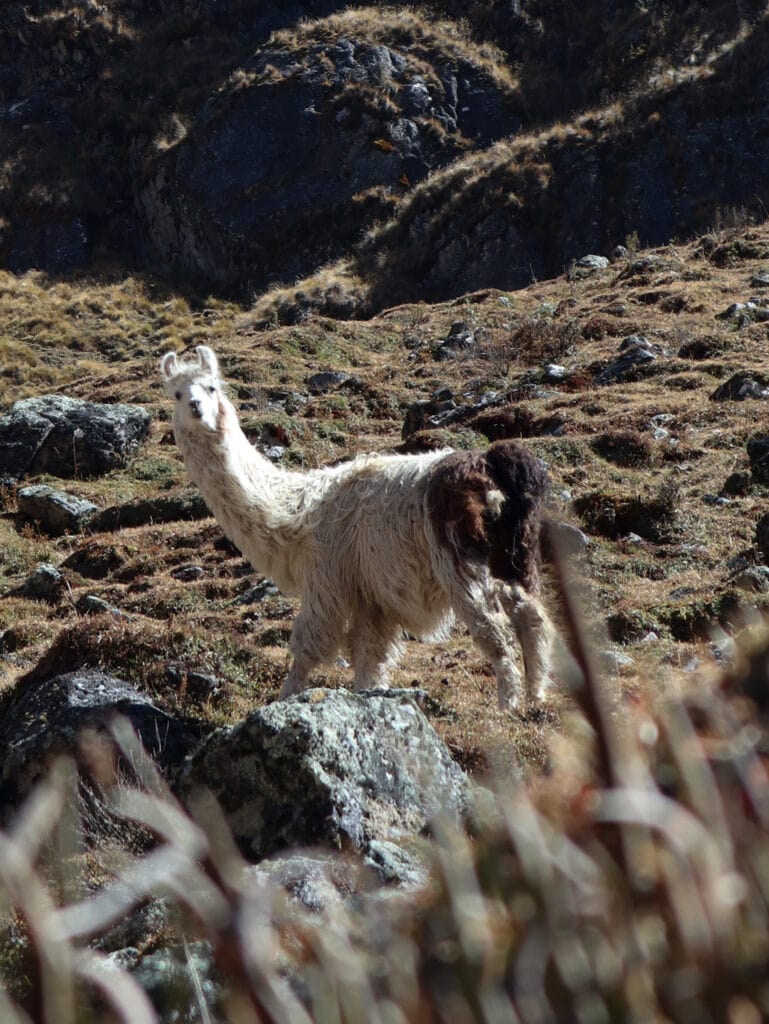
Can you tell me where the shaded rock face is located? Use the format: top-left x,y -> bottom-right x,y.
360,42 -> 769,309
0,669 -> 202,812
180,688 -> 469,861
0,395 -> 150,484
136,27 -> 519,293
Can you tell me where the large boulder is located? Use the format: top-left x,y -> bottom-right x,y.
179,688 -> 469,861
0,395 -> 150,484
136,12 -> 520,294
0,669 -> 202,813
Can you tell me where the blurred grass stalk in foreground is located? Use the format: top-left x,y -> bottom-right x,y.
2,544 -> 769,1022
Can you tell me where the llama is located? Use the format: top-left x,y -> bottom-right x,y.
160,346 -> 555,711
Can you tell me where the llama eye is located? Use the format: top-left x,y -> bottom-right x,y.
207,386 -> 216,394
175,391 -> 181,400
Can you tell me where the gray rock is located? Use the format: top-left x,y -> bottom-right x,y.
306,370 -> 352,395
716,301 -> 769,324
89,493 -> 209,531
571,254 -> 610,276
17,484 -> 98,535
0,395 -> 150,484
75,594 -> 129,618
130,941 -> 222,1023
247,853 -> 360,915
364,839 -> 428,888
401,385 -> 503,437
171,565 -> 206,582
543,363 -> 566,382
438,321 -> 476,357
17,562 -> 64,602
234,579 -> 280,605
711,371 -> 769,401
594,336 -> 660,385
547,520 -> 590,554
0,669 -> 204,811
751,271 -> 769,289
732,567 -> 769,594
179,688 -> 469,861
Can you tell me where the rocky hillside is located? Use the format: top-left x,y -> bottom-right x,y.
1,1 -> 768,304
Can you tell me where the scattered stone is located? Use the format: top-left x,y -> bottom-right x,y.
593,335 -> 661,385
650,413 -> 675,426
571,254 -> 610,277
716,301 -> 769,324
0,669 -> 204,811
76,595 -> 129,618
751,271 -> 769,289
702,494 -> 732,506
0,395 -> 150,484
234,579 -> 280,605
186,672 -> 224,704
247,853 -> 360,915
612,245 -> 629,260
639,631 -> 660,644
265,389 -> 308,415
546,520 -> 590,555
402,385 -> 503,437
171,565 -> 206,582
727,555 -> 751,573
16,484 -> 98,536
601,649 -> 635,673
129,941 -> 222,1023
624,532 -> 646,545
543,363 -> 566,382
89,493 -> 209,531
306,371 -> 352,395
711,371 -> 769,401
179,688 -> 469,862
434,321 -> 475,360
16,563 -> 65,602
748,438 -> 769,484
732,567 -> 769,594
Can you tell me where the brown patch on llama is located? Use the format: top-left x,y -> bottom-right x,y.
426,440 -> 548,592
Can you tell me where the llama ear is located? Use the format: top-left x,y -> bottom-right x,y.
160,351 -> 178,381
196,345 -> 219,379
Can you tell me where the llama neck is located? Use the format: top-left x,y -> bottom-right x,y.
175,396 -> 302,585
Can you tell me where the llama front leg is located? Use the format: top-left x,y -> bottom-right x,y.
279,600 -> 343,699
499,584 -> 555,702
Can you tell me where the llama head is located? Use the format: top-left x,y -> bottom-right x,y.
160,345 -> 226,435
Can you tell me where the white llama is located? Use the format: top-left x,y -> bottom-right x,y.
160,346 -> 555,710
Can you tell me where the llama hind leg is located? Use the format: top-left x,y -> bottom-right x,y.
449,581 -> 525,712
349,612 -> 403,692
279,601 -> 344,699
499,584 -> 555,702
